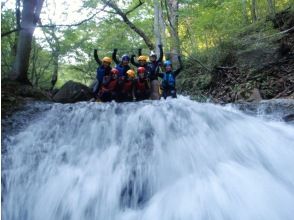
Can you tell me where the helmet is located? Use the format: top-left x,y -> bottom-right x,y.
121,54 -> 130,61
137,67 -> 145,74
126,69 -> 135,78
149,51 -> 157,57
111,68 -> 119,75
102,57 -> 112,63
138,56 -> 147,61
164,60 -> 172,67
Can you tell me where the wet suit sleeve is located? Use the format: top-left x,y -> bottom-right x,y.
112,49 -> 120,65
174,56 -> 183,77
94,49 -> 102,66
138,48 -> 142,56
131,55 -> 140,67
157,44 -> 163,63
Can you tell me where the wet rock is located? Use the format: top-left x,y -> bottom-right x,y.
283,114 -> 294,122
53,80 -> 93,103
247,88 -> 262,102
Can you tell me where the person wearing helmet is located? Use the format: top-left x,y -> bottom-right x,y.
147,44 -> 163,100
159,56 -> 183,99
98,68 -> 119,102
117,69 -> 135,102
134,67 -> 151,101
131,49 -> 152,79
131,55 -> 148,67
112,49 -> 131,78
93,49 -> 112,98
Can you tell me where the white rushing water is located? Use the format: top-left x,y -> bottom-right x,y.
2,97 -> 294,220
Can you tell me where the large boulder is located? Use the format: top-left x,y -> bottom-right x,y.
53,80 -> 93,103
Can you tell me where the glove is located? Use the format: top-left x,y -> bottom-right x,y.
114,48 -> 118,52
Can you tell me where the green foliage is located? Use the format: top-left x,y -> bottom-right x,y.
1,0 -> 292,90
1,9 -> 16,78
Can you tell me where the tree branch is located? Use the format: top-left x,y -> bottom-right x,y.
125,0 -> 144,16
1,2 -> 110,38
102,0 -> 154,50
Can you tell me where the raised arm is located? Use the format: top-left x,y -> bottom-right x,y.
174,56 -> 183,77
157,44 -> 163,63
112,49 -> 120,65
138,48 -> 142,56
94,49 -> 102,65
131,54 -> 140,67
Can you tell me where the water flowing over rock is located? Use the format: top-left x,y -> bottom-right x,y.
2,97 -> 294,220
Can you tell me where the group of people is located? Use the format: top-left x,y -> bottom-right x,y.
93,45 -> 183,102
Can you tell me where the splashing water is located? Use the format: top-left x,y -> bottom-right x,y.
2,97 -> 294,220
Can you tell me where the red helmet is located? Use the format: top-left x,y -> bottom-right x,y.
137,67 -> 145,74
111,68 -> 119,75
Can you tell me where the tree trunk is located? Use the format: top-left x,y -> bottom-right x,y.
9,0 -> 44,84
267,0 -> 275,17
241,0 -> 249,24
251,0 -> 257,22
166,0 -> 180,67
51,52 -> 59,90
154,0 -> 165,56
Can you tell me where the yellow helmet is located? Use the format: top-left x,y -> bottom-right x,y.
126,69 -> 135,78
102,57 -> 112,63
138,55 -> 148,62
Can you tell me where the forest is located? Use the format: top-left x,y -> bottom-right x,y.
1,0 -> 294,108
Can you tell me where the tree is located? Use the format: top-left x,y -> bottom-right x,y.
267,0 -> 276,17
9,0 -> 44,84
153,0 -> 166,55
251,0 -> 257,22
165,0 -> 181,66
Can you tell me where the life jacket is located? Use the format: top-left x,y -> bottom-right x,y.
135,78 -> 149,92
107,79 -> 118,91
122,80 -> 133,94
96,65 -> 111,83
162,72 -> 176,88
115,64 -> 130,77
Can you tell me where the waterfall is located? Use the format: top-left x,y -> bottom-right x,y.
2,97 -> 294,220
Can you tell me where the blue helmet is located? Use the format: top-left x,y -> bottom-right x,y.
121,54 -> 130,61
164,60 -> 172,67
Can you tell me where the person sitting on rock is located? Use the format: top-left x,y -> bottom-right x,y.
93,49 -> 112,97
112,49 -> 131,78
117,69 -> 136,102
98,68 -> 119,102
159,56 -> 183,99
134,67 -> 150,101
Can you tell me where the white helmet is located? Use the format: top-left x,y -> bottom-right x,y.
149,51 -> 157,57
